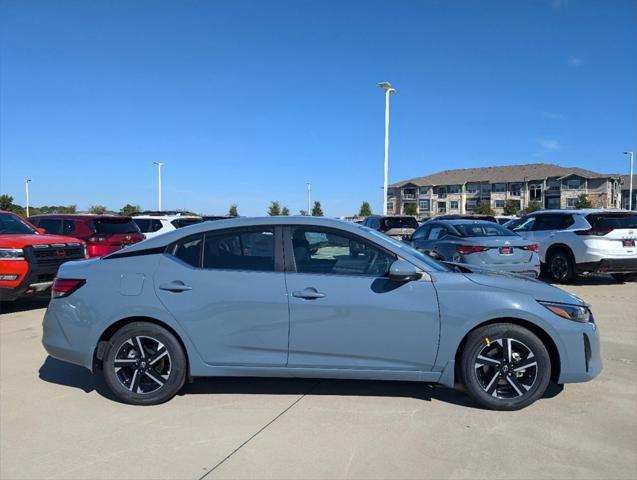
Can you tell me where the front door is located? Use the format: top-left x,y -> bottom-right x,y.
154,227 -> 289,366
284,227 -> 440,371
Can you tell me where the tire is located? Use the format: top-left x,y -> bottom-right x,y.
611,273 -> 637,283
547,249 -> 575,283
459,323 -> 551,411
102,322 -> 187,405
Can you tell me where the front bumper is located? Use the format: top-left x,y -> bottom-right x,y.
556,318 -> 602,384
0,263 -> 57,301
576,258 -> 637,274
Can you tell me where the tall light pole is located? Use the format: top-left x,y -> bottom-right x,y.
624,151 -> 634,210
378,82 -> 396,215
306,182 -> 311,215
25,178 -> 31,217
152,162 -> 164,211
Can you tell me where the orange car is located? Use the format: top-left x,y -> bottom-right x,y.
0,210 -> 87,302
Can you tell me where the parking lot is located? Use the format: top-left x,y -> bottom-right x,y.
0,277 -> 635,480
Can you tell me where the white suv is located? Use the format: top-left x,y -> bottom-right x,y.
512,209 -> 637,282
132,214 -> 203,239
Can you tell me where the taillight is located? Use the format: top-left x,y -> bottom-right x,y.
575,228 -> 613,236
88,236 -> 107,243
51,278 -> 86,299
521,244 -> 539,252
456,245 -> 488,254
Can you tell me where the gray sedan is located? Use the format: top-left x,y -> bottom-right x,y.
42,217 -> 600,410
410,220 -> 541,277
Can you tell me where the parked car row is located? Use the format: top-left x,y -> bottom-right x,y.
361,209 -> 637,283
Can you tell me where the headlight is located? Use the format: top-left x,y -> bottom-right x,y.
539,301 -> 591,323
0,248 -> 24,260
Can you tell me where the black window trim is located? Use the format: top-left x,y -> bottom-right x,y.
282,225 -> 398,277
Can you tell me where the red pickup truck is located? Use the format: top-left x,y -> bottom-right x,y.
0,211 -> 86,302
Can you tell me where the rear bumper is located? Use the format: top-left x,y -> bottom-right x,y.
461,260 -> 541,278
576,258 -> 637,274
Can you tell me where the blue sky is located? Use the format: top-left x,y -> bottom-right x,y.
1,0 -> 636,216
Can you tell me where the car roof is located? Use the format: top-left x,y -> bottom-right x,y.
29,213 -> 130,220
527,208 -> 631,216
132,214 -> 201,220
433,219 -> 501,226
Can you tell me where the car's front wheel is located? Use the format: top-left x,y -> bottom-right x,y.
102,322 -> 187,405
459,323 -> 551,410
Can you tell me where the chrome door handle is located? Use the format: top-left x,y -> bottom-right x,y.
292,289 -> 326,300
159,281 -> 192,292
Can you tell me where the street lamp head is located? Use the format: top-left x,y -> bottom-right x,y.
25,178 -> 31,183
623,151 -> 633,155
153,161 -> 165,167
378,82 -> 396,94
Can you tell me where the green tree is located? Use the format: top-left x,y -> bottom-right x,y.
358,201 -> 372,217
88,205 -> 108,214
403,203 -> 418,216
281,206 -> 290,216
503,200 -> 519,216
0,194 -> 14,210
575,194 -> 593,209
119,204 -> 141,216
311,200 -> 324,217
524,200 -> 543,214
474,201 -> 495,215
267,201 -> 281,216
299,209 -> 308,216
228,204 -> 239,216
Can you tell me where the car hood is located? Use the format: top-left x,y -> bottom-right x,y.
461,269 -> 586,306
0,233 -> 84,248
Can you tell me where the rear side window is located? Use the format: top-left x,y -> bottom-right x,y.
93,218 -> 141,234
171,218 -> 203,228
203,229 -> 275,271
134,219 -> 163,233
37,218 -> 63,234
426,225 -> 448,240
381,217 -> 418,230
171,235 -> 203,267
586,213 -> 637,229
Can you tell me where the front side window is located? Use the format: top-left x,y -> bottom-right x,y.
534,214 -> 574,231
203,229 -> 275,271
291,228 -> 394,277
454,223 -> 516,237
513,217 -> 536,232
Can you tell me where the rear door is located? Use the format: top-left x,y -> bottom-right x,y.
154,226 -> 290,366
284,226 -> 440,371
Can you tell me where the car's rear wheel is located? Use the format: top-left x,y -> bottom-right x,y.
459,323 -> 551,410
547,250 -> 575,283
611,273 -> 637,283
102,322 -> 187,405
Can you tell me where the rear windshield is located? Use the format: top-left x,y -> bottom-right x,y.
92,218 -> 141,234
0,212 -> 36,234
171,218 -> 203,228
382,217 -> 418,229
586,213 -> 637,230
454,223 -> 517,237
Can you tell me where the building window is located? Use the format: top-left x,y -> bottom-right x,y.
547,197 -> 560,209
548,180 -> 560,191
437,201 -> 447,213
509,183 -> 522,196
466,199 -> 478,210
480,184 -> 491,195
437,187 -> 447,198
419,199 -> 430,211
387,202 -> 394,212
403,188 -> 417,199
494,183 -> 506,193
419,186 -> 429,195
448,185 -> 460,194
566,197 -> 578,208
566,178 -> 583,190
449,200 -> 459,210
466,184 -> 478,193
494,200 -> 505,208
530,184 -> 542,200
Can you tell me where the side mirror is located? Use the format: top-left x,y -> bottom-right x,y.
37,227 -> 47,234
389,259 -> 422,282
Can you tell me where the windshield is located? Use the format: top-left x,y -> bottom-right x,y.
0,212 -> 37,234
357,225 -> 451,272
454,223 -> 517,237
93,218 -> 141,234
381,217 -> 418,229
586,213 -> 637,229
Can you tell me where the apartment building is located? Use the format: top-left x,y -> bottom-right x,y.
387,163 -> 623,217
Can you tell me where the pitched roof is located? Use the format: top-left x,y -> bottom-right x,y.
390,163 -> 613,188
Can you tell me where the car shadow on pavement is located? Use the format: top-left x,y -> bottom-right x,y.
1,296 -> 50,314
38,356 -> 120,402
38,357 -> 564,409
